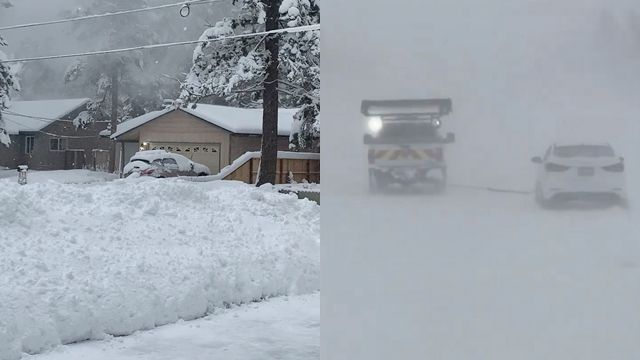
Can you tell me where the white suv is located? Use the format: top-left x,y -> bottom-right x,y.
531,142 -> 626,205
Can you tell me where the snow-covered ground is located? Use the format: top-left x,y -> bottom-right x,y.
29,293 -> 319,360
0,176 -> 320,360
324,184 -> 640,359
0,169 -> 117,184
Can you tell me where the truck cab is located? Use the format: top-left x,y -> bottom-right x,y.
362,99 -> 455,193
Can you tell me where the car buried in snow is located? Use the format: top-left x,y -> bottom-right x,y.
531,142 -> 627,206
362,98 -> 455,193
123,150 -> 211,178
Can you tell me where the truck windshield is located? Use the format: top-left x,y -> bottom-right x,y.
378,121 -> 438,140
554,145 -> 614,158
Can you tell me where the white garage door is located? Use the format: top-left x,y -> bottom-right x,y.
149,142 -> 221,174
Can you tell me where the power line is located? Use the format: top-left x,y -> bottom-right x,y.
0,24 -> 320,64
0,0 -> 221,31
3,109 -> 108,124
3,110 -> 112,124
39,130 -> 100,139
3,110 -> 78,123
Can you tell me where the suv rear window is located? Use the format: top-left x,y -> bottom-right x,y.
162,158 -> 178,165
554,145 -> 614,158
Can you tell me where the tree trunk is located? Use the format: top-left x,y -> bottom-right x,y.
256,0 -> 281,186
109,66 -> 119,174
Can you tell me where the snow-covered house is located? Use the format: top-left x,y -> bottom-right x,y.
110,104 -> 312,175
0,99 -> 112,170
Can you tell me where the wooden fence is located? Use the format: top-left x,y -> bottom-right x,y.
224,154 -> 320,184
92,149 -> 110,172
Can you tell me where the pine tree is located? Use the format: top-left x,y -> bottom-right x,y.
181,0 -> 320,184
278,0 -> 320,151
0,34 -> 19,147
63,0 -> 169,127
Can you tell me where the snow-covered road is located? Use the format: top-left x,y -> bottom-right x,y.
29,293 -> 319,360
324,185 -> 640,359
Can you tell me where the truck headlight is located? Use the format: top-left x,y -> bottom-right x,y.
432,118 -> 441,128
368,116 -> 383,133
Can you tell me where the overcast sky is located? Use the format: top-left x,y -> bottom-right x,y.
0,0 -> 228,56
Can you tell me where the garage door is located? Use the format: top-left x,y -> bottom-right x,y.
149,142 -> 221,174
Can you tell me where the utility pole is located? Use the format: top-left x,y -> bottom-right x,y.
109,65 -> 119,174
256,0 -> 281,186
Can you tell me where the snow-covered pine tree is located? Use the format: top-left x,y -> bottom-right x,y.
278,0 -> 320,151
181,0 -> 319,184
0,34 -> 19,147
63,0 -> 169,128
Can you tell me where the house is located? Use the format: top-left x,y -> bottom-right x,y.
0,99 -> 112,170
111,104 -> 315,175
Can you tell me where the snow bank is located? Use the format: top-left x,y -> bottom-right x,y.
0,179 -> 319,360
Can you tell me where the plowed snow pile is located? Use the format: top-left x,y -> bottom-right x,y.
0,178 -> 320,360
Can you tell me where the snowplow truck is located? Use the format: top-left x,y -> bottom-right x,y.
362,98 -> 455,193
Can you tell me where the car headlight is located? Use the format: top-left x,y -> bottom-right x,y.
431,118 -> 441,128
368,116 -> 383,133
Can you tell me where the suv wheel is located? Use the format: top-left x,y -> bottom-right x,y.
535,183 -> 550,207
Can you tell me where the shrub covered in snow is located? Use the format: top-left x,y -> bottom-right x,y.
0,179 -> 319,359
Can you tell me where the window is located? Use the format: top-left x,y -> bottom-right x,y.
49,138 -> 67,151
162,158 -> 179,170
25,136 -> 35,154
162,158 -> 178,166
554,145 -> 614,158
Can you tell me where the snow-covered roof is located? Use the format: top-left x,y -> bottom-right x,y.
110,108 -> 173,139
111,104 -> 299,139
2,98 -> 90,135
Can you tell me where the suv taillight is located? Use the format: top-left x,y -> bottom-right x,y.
545,163 -> 570,172
602,162 -> 624,172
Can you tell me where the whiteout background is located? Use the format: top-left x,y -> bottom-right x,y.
322,1 -> 640,359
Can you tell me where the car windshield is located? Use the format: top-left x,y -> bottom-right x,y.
130,158 -> 150,164
554,145 -> 614,158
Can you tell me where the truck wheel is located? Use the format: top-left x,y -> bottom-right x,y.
432,168 -> 447,194
369,169 -> 382,194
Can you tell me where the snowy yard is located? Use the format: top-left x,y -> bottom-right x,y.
0,175 -> 320,360
0,169 -> 117,184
